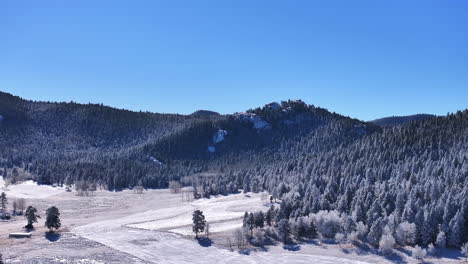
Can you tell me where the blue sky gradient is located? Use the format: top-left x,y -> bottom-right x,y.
1,0 -> 467,120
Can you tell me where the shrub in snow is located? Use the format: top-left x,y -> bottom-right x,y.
251,228 -> 267,246
427,243 -> 436,255
312,210 -> 342,239
379,233 -> 395,255
412,246 -> 426,260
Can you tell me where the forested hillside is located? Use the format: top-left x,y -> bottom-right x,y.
0,92 -> 376,188
1,91 -> 467,249
370,114 -> 436,126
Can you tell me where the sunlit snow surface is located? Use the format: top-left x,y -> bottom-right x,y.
213,130 -> 228,144
0,177 -> 65,199
73,193 -> 371,264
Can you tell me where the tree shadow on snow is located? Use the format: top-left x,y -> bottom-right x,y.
196,237 -> 212,247
239,249 -> 251,255
45,232 -> 60,242
428,248 -> 465,261
382,252 -> 407,264
283,244 -> 301,251
395,247 -> 412,256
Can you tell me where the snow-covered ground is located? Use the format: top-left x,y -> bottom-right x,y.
2,186 -> 463,263
72,193 -> 374,264
128,193 -> 269,233
0,177 -> 65,199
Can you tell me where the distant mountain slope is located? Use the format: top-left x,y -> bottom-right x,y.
0,92 -> 376,188
190,110 -> 221,117
370,114 -> 435,126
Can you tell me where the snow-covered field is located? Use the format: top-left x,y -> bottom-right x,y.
2,183 -> 464,264
72,193 -> 375,264
0,177 -> 65,199
128,193 -> 270,234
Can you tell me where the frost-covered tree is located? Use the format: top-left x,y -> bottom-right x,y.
276,219 -> 291,243
367,218 -> 384,247
313,210 -> 342,239
448,210 -> 464,247
427,243 -> 436,255
265,205 -> 275,226
395,222 -> 416,246
435,231 -> 446,248
379,233 -> 395,255
335,233 -> 345,247
233,228 -> 246,249
251,228 -> 267,246
412,246 -> 426,261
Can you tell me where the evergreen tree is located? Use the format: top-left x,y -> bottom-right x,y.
435,231 -> 446,248
25,206 -> 40,229
265,205 -> 275,226
448,210 -> 464,247
254,211 -> 265,228
192,210 -> 206,238
367,218 -> 384,247
276,219 -> 291,243
242,212 -> 249,227
0,192 -> 7,213
45,206 -> 61,231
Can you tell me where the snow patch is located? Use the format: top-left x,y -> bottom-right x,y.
213,130 -> 228,144
207,146 -> 216,153
0,114 -> 3,121
149,156 -> 163,166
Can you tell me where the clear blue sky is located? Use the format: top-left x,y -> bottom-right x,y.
1,0 -> 467,120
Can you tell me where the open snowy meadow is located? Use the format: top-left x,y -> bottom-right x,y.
0,179 -> 465,263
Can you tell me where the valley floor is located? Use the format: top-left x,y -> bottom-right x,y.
0,185 -> 464,263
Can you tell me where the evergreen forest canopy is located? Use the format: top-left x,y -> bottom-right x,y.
0,91 -> 467,248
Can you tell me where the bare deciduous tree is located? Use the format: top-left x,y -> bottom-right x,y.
169,181 -> 181,193
134,185 -> 144,194
17,198 -> 26,215
234,228 -> 246,249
